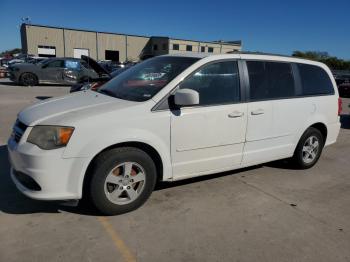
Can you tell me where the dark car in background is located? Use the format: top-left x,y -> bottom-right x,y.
8,56 -> 105,86
338,82 -> 350,98
70,63 -> 135,93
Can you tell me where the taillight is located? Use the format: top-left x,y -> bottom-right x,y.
338,97 -> 342,116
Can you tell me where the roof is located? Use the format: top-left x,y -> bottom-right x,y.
163,52 -> 328,68
22,23 -> 242,47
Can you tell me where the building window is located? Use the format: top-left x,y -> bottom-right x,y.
162,43 -> 167,50
105,50 -> 120,62
186,45 -> 192,52
208,47 -> 214,53
153,44 -> 158,51
37,45 -> 56,57
201,46 -> 205,52
173,44 -> 179,50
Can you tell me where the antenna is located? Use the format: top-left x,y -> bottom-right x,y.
21,17 -> 32,25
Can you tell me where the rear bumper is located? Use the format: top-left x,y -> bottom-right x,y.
325,121 -> 341,146
7,136 -> 88,200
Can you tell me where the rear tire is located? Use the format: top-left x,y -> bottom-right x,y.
292,127 -> 324,169
20,73 -> 38,86
89,147 -> 157,215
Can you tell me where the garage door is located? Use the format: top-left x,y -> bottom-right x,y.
38,45 -> 56,57
73,48 -> 89,58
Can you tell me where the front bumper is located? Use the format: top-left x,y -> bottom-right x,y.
7,136 -> 89,200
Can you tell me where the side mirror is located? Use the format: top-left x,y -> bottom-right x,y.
174,89 -> 199,106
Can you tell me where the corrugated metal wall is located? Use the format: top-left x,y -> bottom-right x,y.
22,24 -> 242,62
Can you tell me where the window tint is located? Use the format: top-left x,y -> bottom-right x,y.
247,61 -> 295,100
298,64 -> 334,95
153,44 -> 158,51
179,61 -> 240,106
201,46 -> 205,52
186,45 -> 192,51
173,44 -> 179,50
208,47 -> 214,53
45,60 -> 64,68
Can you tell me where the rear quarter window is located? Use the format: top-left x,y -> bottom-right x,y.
298,64 -> 334,96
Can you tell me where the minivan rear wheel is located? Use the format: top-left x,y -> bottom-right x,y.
89,147 -> 157,215
292,127 -> 324,169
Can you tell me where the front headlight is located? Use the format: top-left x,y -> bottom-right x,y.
27,126 -> 74,150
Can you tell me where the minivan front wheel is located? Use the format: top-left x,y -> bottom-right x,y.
292,127 -> 324,169
89,147 -> 157,215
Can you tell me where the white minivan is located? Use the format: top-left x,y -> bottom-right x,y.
8,53 -> 341,215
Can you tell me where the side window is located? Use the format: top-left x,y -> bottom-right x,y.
247,61 -> 295,100
297,64 -> 334,95
65,60 -> 80,69
45,60 -> 64,68
179,61 -> 240,106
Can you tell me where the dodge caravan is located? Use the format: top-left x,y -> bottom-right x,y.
8,53 -> 341,215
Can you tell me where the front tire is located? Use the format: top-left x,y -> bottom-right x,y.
292,127 -> 324,169
89,147 -> 157,215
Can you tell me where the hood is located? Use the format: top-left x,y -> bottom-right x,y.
18,91 -> 136,126
81,55 -> 110,77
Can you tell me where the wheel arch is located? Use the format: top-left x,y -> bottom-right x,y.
81,141 -> 164,199
20,72 -> 39,85
309,122 -> 328,142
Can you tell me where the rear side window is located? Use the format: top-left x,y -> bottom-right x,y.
297,64 -> 334,95
45,60 -> 64,68
247,61 -> 295,100
65,60 -> 80,69
179,61 -> 240,106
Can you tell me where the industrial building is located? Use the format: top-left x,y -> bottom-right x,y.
20,24 -> 242,62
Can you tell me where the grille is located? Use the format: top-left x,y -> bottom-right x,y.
12,119 -> 28,143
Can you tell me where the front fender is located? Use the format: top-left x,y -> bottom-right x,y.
62,127 -> 172,198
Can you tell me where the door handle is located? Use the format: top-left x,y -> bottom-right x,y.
251,109 -> 264,115
228,111 -> 244,118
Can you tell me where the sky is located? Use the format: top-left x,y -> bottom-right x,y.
0,0 -> 349,59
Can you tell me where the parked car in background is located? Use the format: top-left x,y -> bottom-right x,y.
8,56 -> 106,86
338,82 -> 350,98
333,70 -> 350,86
8,53 -> 340,215
70,64 -> 135,93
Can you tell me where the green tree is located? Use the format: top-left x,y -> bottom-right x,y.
0,48 -> 22,57
292,51 -> 350,70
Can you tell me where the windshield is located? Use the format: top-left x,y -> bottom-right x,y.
99,56 -> 200,101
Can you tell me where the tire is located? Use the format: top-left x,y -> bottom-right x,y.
88,147 -> 157,215
292,127 -> 324,169
20,72 -> 38,86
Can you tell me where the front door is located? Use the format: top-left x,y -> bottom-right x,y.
170,60 -> 247,179
40,59 -> 65,83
